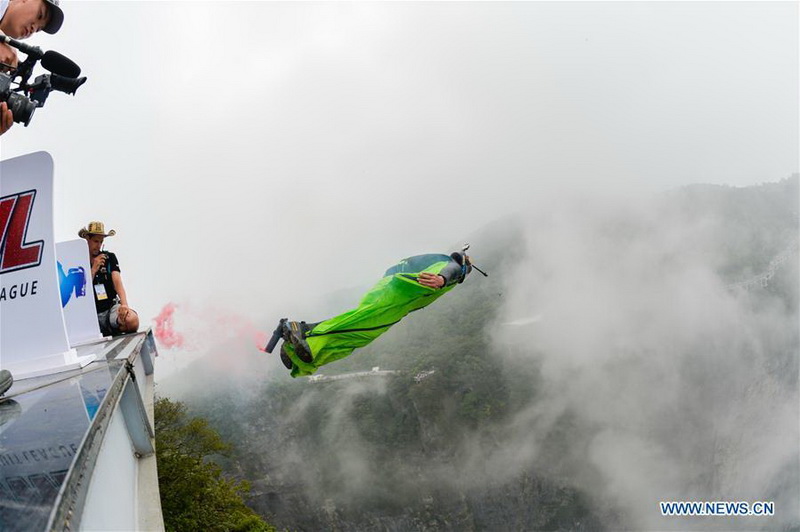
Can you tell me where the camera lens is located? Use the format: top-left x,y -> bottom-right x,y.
6,92 -> 36,126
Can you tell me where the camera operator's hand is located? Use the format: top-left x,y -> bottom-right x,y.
0,103 -> 13,136
0,42 -> 18,72
91,253 -> 107,276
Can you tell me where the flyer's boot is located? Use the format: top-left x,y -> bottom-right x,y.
283,320 -> 313,363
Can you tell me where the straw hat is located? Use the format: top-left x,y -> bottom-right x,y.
78,221 -> 116,239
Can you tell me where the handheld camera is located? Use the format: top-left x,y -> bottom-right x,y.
0,35 -> 87,126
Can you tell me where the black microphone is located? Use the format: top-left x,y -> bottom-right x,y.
0,35 -> 81,77
41,50 -> 80,77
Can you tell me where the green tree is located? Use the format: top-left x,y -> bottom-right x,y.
154,397 -> 275,532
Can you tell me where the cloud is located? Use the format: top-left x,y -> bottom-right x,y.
486,193 -> 798,528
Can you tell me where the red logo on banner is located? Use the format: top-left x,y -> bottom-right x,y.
0,190 -> 44,274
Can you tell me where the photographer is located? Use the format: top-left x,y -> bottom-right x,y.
0,0 -> 64,134
78,221 -> 131,317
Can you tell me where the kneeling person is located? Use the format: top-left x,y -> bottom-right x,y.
79,220 -> 133,335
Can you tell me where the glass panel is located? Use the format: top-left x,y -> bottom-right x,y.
0,362 -> 122,532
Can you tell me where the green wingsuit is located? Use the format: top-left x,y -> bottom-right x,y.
284,253 -> 469,377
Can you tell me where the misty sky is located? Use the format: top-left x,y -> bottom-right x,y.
1,1 -> 797,329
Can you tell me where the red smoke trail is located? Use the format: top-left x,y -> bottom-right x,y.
253,330 -> 269,352
152,301 -> 269,352
213,312 -> 269,351
153,302 -> 184,349
217,314 -> 267,352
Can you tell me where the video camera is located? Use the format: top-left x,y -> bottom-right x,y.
0,35 -> 86,126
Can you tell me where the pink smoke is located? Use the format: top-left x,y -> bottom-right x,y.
153,303 -> 184,349
152,301 -> 269,352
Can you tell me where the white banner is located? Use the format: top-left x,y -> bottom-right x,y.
0,152 -> 93,377
57,239 -> 103,346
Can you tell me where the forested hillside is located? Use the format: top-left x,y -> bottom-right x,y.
160,176 -> 798,531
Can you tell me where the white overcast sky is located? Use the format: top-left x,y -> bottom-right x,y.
1,1 -> 797,327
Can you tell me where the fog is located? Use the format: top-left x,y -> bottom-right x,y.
158,186 -> 799,529
485,195 -> 799,528
1,1 -> 796,331
1,2 -> 797,528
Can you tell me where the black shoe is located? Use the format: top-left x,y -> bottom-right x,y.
0,370 -> 12,397
283,321 -> 313,363
279,344 -> 293,370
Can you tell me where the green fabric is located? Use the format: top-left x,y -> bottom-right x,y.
285,257 -> 457,378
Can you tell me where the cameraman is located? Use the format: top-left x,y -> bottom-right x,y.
0,0 -> 64,134
79,220 -> 131,316
0,0 -> 63,40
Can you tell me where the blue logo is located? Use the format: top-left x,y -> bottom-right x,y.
58,261 -> 86,307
